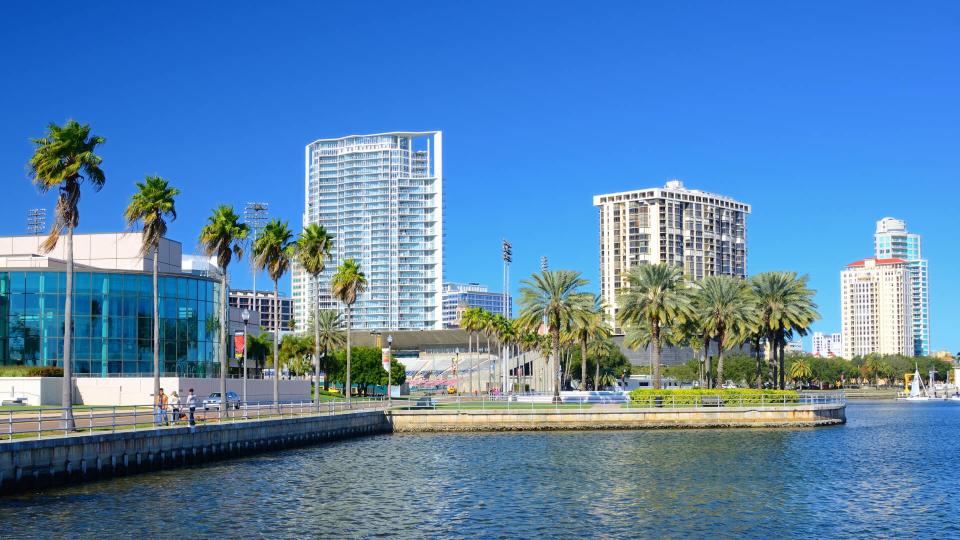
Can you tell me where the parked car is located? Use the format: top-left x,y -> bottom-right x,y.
203,391 -> 241,410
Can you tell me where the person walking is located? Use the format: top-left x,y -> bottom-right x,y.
170,391 -> 181,425
160,389 -> 170,426
186,388 -> 197,427
155,388 -> 166,426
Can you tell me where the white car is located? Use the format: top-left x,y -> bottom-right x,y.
203,391 -> 241,410
721,382 -> 738,389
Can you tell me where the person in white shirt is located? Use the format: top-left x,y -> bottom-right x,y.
185,388 -> 198,426
170,391 -> 182,425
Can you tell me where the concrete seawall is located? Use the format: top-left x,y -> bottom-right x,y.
0,410 -> 390,495
390,404 -> 846,432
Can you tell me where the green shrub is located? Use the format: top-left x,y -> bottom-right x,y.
629,388 -> 799,406
0,366 -> 63,377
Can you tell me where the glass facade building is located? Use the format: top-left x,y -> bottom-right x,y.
874,217 -> 929,357
0,270 -> 223,376
442,283 -> 512,328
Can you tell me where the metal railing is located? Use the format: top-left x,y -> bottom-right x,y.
622,392 -> 846,409
1,398 -> 386,442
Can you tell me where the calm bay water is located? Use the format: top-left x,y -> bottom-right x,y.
2,401 -> 959,539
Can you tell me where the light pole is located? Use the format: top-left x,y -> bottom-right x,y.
241,308 -> 250,412
387,334 -> 393,408
454,348 -> 460,396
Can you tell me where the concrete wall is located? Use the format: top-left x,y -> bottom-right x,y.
390,404 -> 846,432
0,378 -> 62,406
0,410 -> 390,495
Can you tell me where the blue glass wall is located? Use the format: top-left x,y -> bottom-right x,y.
0,271 -> 222,377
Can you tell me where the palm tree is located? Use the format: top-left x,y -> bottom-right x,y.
694,276 -> 754,388
28,120 -> 106,429
750,272 -> 819,389
517,270 -> 592,402
253,219 -> 295,406
331,259 -> 367,402
572,296 -> 608,390
295,223 -> 334,407
314,310 -> 346,391
460,307 -> 487,394
490,314 -> 515,392
588,337 -> 619,390
199,205 -> 249,411
124,176 -> 179,407
617,263 -> 691,389
790,358 -> 812,389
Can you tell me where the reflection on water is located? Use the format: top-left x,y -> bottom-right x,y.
2,402 -> 959,538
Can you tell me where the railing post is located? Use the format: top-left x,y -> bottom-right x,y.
8,410 -> 12,441
38,408 -> 43,439
89,408 -> 93,434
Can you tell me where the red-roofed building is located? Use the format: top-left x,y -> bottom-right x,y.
840,257 -> 913,358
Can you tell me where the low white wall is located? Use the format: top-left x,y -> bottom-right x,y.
0,377 -> 63,406
75,378 -> 311,406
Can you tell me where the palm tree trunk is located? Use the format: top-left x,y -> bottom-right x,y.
62,226 -> 75,430
552,329 -> 561,402
486,335 -> 491,394
702,334 -> 711,388
652,324 -> 662,390
778,338 -> 786,390
345,305 -> 352,403
716,331 -> 725,388
314,303 -> 321,408
273,280 -> 280,406
580,340 -> 587,391
753,336 -> 763,389
152,245 -> 160,408
594,351 -> 600,391
220,267 -> 228,417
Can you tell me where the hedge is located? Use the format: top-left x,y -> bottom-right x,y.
0,366 -> 64,377
629,388 -> 799,406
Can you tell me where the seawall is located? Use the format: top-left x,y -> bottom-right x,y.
0,410 -> 390,495
390,404 -> 846,432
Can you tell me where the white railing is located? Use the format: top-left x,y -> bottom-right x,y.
1,398 -> 386,442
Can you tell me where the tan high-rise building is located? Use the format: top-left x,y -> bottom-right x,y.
593,180 -> 750,330
840,258 -> 913,358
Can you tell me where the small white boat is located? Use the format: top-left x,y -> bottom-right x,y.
897,366 -> 933,401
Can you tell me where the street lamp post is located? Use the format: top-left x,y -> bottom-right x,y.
387,334 -> 393,408
241,308 -> 250,413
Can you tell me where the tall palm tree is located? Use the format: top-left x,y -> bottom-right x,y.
588,337 -> 619,390
694,275 -> 754,388
28,120 -> 106,429
517,270 -> 592,402
617,263 -> 691,389
295,223 -> 334,407
572,296 -> 608,390
199,205 -> 249,410
253,219 -> 295,406
124,176 -> 179,406
490,314 -> 514,392
331,259 -> 366,403
460,307 -> 487,394
750,272 -> 819,389
314,309 -> 346,391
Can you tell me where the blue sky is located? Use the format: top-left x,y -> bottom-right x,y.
1,2 -> 957,351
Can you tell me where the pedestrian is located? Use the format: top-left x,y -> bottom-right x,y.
160,388 -> 170,426
155,388 -> 166,426
170,391 -> 181,425
186,388 -> 197,427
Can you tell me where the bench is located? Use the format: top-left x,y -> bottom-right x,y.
411,397 -> 437,409
700,396 -> 723,407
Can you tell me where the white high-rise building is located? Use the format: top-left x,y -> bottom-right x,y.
593,180 -> 750,330
874,217 -> 929,357
293,131 -> 443,331
840,258 -> 913,358
811,332 -> 843,358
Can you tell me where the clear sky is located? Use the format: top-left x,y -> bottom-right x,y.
1,2 -> 957,352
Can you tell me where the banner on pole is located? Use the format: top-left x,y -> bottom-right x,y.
234,333 -> 245,359
381,347 -> 391,373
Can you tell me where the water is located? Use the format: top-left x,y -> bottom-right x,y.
2,401 -> 959,539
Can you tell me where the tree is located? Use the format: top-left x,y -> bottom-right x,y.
331,259 -> 367,402
693,276 -> 754,388
571,296 -> 608,390
313,309 -> 346,391
295,223 -> 334,405
279,335 -> 313,377
460,307 -> 488,394
124,176 -> 179,410
790,358 -> 812,388
517,270 -> 592,402
253,219 -> 295,405
29,120 -> 106,429
199,205 -> 249,410
750,272 -> 819,389
330,346 -> 406,397
617,263 -> 692,389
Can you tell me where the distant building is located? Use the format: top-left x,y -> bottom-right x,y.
786,341 -> 803,354
229,289 -> 293,332
442,282 -> 512,328
593,180 -> 750,330
812,332 -> 843,358
874,217 -> 929,357
840,258 -> 913,358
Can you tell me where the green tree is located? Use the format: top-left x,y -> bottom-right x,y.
694,276 -> 754,388
617,263 -> 692,389
750,272 -> 819,389
517,270 -> 592,401
331,259 -> 367,402
29,120 -> 106,429
571,297 -> 609,390
295,223 -> 334,405
199,205 -> 249,408
460,307 -> 488,394
253,219 -> 295,405
313,309 -> 346,391
280,335 -> 313,377
124,176 -> 179,407
790,358 -> 812,388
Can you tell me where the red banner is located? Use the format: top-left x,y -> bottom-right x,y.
234,333 -> 245,359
